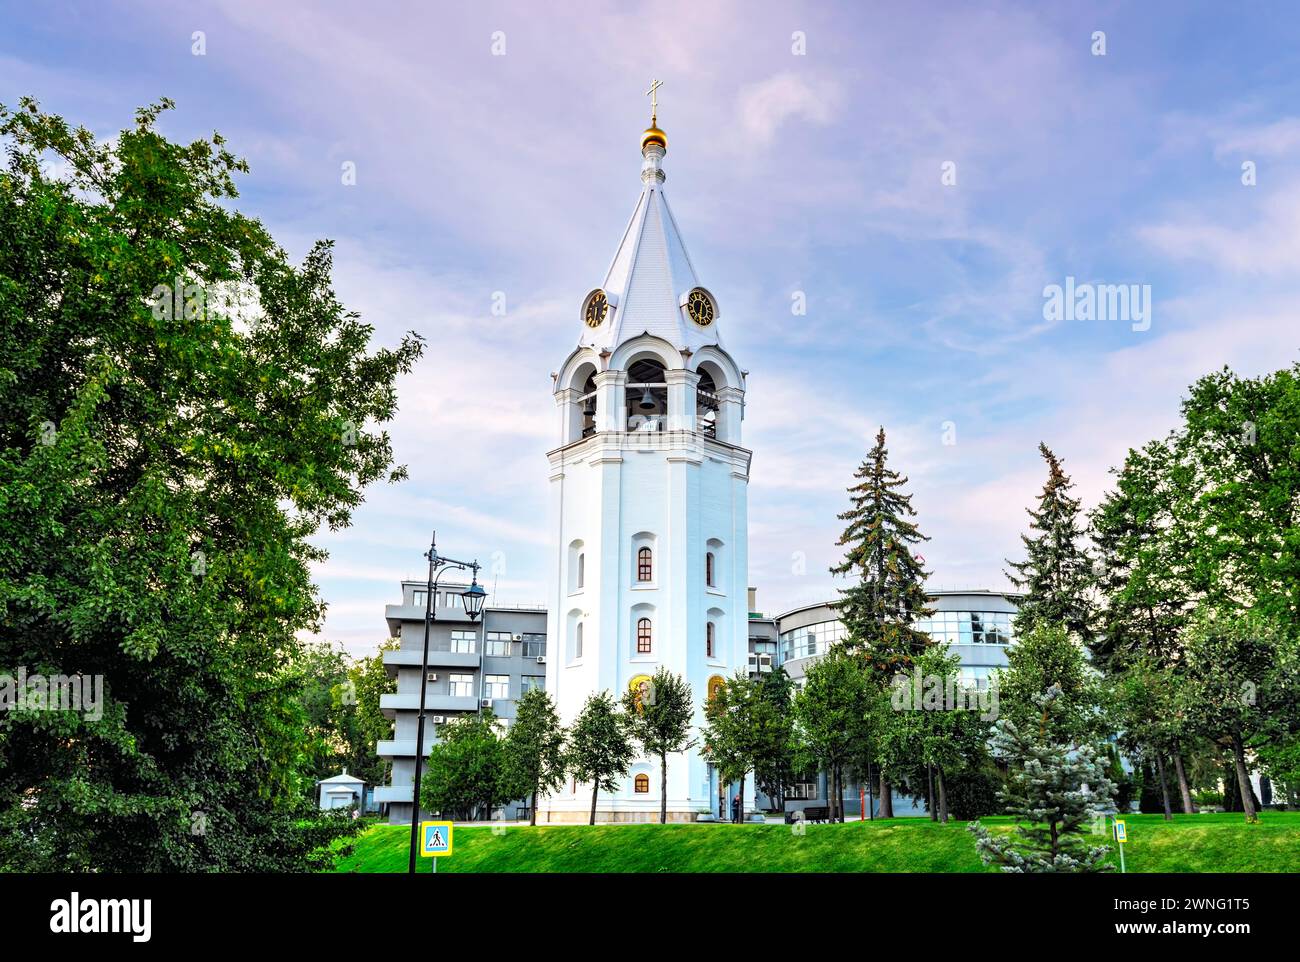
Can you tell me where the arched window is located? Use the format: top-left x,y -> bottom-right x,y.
637,617 -> 653,654
634,774 -> 650,794
575,622 -> 584,659
577,552 -> 585,589
706,622 -> 714,658
706,551 -> 715,587
637,546 -> 653,582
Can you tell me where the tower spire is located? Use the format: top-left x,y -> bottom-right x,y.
640,78 -> 667,157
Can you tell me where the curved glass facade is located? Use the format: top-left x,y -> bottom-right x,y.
779,609 -> 1014,662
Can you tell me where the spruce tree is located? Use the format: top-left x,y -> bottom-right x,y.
969,687 -> 1117,873
1005,443 -> 1094,644
831,427 -> 933,817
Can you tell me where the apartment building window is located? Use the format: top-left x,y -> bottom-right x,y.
485,631 -> 513,657
706,622 -> 714,658
521,675 -> 545,694
450,629 -> 477,653
412,590 -> 427,608
637,546 -> 653,582
636,617 -> 653,655
521,634 -> 547,658
484,675 -> 510,700
448,673 -> 475,697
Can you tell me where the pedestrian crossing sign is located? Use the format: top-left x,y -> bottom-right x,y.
1114,819 -> 1127,843
420,821 -> 454,857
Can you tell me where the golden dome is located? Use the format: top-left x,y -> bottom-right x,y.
641,122 -> 667,152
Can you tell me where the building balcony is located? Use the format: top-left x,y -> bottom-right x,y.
377,739 -> 436,759
380,692 -> 481,719
382,648 -> 480,677
373,785 -> 416,804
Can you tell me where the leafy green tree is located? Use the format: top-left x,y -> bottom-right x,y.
349,639 -> 399,787
621,668 -> 695,824
1178,611 -> 1299,823
1005,443 -> 1094,644
994,622 -> 1098,746
567,691 -> 634,825
910,646 -> 994,823
701,673 -> 762,822
1172,365 -> 1300,633
969,688 -> 1117,873
502,688 -> 566,826
0,98 -> 421,871
793,648 -> 872,822
1110,659 -> 1192,818
752,667 -> 797,814
830,427 -> 933,814
419,711 -> 507,821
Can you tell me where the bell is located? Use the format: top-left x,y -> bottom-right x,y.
582,397 -> 596,417
638,387 -> 656,411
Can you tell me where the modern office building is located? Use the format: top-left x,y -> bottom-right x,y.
375,580 -> 546,825
761,589 -> 1021,817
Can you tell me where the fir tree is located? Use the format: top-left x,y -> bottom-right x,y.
969,687 -> 1117,873
832,427 -> 934,667
830,427 -> 933,817
1005,443 -> 1094,645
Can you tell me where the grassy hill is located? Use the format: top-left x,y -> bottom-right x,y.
332,811 -> 1300,873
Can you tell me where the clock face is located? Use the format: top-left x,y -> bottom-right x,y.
686,288 -> 714,326
584,290 -> 608,328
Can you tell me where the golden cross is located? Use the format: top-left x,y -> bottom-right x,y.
645,78 -> 663,122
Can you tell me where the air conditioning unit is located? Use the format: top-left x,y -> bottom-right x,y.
429,715 -> 446,724
425,672 -> 438,682
535,655 -> 546,664
480,698 -> 494,709
513,634 -> 523,642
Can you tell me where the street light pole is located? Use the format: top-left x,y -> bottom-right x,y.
407,531 -> 486,875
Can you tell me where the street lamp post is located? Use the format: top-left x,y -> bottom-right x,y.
407,531 -> 487,875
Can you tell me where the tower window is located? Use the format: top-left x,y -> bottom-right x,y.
706,551 -> 715,587
637,546 -> 653,582
637,617 -> 653,654
577,552 -> 585,589
706,622 -> 715,658
634,774 -> 650,794
576,622 -> 584,659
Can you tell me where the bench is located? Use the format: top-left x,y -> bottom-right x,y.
786,806 -> 829,824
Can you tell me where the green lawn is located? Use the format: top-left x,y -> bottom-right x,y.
331,811 -> 1300,873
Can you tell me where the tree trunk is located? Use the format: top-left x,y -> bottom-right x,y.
936,765 -> 949,824
738,774 -> 746,823
1172,748 -> 1194,814
530,789 -> 538,827
660,751 -> 668,825
1231,734 -> 1258,823
1155,753 -> 1172,820
837,766 -> 845,823
879,774 -> 893,818
589,783 -> 598,826
927,765 -> 937,821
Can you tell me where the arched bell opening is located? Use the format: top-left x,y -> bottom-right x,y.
696,369 -> 719,439
625,357 -> 668,433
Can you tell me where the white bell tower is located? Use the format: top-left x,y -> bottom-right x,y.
542,88 -> 753,822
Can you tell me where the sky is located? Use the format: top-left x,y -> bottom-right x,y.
4,1 -> 1299,655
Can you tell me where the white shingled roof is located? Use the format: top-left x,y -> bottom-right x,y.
579,146 -> 724,355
